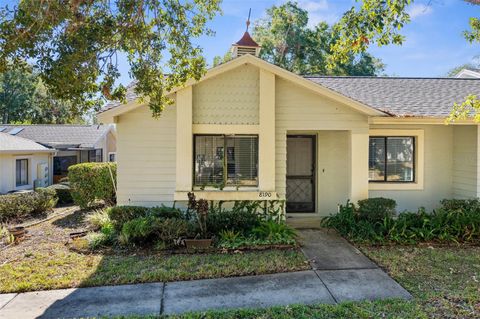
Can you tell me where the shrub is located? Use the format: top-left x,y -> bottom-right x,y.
252,220 -> 296,241
357,197 -> 396,222
86,209 -> 112,230
46,183 -> 73,205
0,189 -> 58,223
68,162 -> 117,208
440,199 -> 480,212
322,199 -> 480,244
149,206 -> 183,219
86,232 -> 113,250
120,215 -> 189,247
207,209 -> 262,235
107,206 -> 149,231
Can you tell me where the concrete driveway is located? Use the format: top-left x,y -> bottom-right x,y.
0,229 -> 411,318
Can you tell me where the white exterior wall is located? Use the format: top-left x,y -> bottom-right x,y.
275,77 -> 369,215
369,124 -> 454,212
116,104 -> 177,206
0,153 -> 51,194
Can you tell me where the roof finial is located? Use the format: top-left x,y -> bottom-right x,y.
246,8 -> 251,32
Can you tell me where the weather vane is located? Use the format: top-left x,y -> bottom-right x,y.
246,8 -> 251,32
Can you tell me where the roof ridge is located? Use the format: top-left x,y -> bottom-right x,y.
303,75 -> 480,80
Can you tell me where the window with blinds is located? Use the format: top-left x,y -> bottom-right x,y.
369,136 -> 414,182
194,135 -> 258,187
16,159 -> 29,187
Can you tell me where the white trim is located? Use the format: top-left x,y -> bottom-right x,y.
369,117 -> 476,125
12,156 -> 32,191
368,129 -> 424,191
455,69 -> 480,78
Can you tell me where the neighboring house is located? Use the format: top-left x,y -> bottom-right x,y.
98,31 -> 480,216
0,132 -> 55,194
455,68 -> 480,78
0,125 -> 116,183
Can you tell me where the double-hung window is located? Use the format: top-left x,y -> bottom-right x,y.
369,136 -> 415,182
194,135 -> 258,187
16,159 -> 29,187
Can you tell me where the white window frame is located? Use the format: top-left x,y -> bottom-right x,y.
13,156 -> 32,190
369,129 -> 424,190
108,152 -> 116,162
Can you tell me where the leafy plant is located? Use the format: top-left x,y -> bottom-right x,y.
46,183 -> 73,205
0,188 -> 58,223
357,197 -> 396,222
252,220 -> 296,241
86,209 -> 112,231
68,162 -> 117,208
187,192 -> 209,239
207,209 -> 261,235
120,215 -> 158,245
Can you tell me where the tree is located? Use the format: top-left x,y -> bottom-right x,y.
0,65 -> 85,124
329,0 -> 479,122
446,56 -> 479,77
0,0 -> 221,118
214,2 -> 384,76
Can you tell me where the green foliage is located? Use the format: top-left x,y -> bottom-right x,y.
107,205 -> 182,232
215,1 -> 384,76
0,64 -> 84,124
120,215 -> 189,247
439,198 -> 480,211
0,189 -> 58,222
207,209 -> 262,236
86,231 -> 113,250
328,0 -> 411,68
86,209 -> 112,231
357,197 -> 396,222
68,162 -> 117,208
46,183 -> 73,205
0,0 -> 221,117
322,199 -> 480,244
252,220 -> 296,241
447,94 -> 480,123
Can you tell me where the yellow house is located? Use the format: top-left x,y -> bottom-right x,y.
98,33 -> 480,218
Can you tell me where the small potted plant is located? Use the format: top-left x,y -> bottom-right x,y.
184,192 -> 212,249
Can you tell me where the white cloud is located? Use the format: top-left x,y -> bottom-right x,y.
297,0 -> 340,27
407,4 -> 433,20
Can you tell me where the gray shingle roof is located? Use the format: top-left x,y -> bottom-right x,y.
0,125 -> 112,149
0,132 -> 52,153
100,75 -> 480,117
306,77 -> 480,117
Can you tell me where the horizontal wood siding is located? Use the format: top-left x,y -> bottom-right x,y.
116,104 -> 176,206
452,126 -> 477,198
275,77 -> 369,212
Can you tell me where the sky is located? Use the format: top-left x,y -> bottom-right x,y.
112,0 -> 479,85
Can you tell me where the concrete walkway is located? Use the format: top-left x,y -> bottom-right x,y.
0,229 -> 411,318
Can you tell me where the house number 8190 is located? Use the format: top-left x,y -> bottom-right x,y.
259,192 -> 272,198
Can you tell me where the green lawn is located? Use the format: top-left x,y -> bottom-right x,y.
159,245 -> 480,319
0,208 -> 308,293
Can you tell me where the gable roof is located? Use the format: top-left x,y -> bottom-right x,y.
0,132 -> 54,153
97,54 -> 480,121
98,54 -> 385,121
307,77 -> 480,117
455,68 -> 480,79
0,125 -> 113,149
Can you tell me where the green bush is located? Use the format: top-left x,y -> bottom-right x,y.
68,162 -> 117,208
207,209 -> 262,235
322,199 -> 480,244
357,197 -> 396,222
0,189 -> 58,223
107,205 -> 182,232
120,215 -> 189,247
86,209 -> 112,230
46,183 -> 73,205
252,220 -> 296,241
440,199 -> 480,212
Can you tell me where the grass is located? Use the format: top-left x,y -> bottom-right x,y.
0,208 -> 309,293
153,245 -> 480,319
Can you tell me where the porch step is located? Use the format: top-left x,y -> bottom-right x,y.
286,216 -> 323,229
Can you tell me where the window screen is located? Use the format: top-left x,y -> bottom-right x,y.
369,137 -> 414,182
194,135 -> 258,186
16,159 -> 28,186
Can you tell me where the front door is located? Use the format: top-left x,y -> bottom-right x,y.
286,135 -> 316,213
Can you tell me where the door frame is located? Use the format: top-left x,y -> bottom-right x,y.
286,134 -> 317,213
